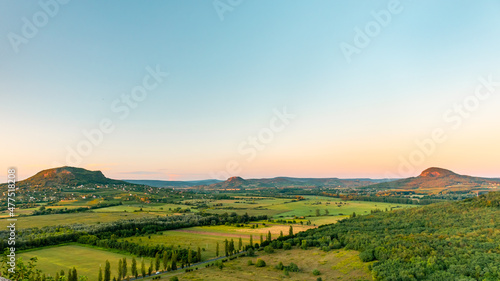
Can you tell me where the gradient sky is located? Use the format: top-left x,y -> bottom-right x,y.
1,0 -> 500,181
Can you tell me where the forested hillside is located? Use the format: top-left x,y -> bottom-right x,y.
292,192 -> 500,280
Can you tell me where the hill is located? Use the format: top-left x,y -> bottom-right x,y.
290,191 -> 500,280
8,166 -> 126,187
194,176 -> 394,190
365,167 -> 500,191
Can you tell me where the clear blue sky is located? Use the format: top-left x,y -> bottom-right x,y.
1,0 -> 500,181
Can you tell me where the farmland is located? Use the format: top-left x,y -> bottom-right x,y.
19,245 -> 153,280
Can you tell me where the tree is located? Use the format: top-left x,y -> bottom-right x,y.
104,260 -> 111,281
260,234 -> 263,245
238,237 -> 242,251
148,260 -> 153,275
315,209 -> 320,216
140,259 -> 146,277
197,246 -> 201,262
280,231 -> 283,238
72,267 -> 77,281
98,266 -> 103,281
267,231 -> 271,241
216,242 -> 219,257
131,258 -> 137,279
224,239 -> 229,256
187,247 -> 192,265
68,268 -> 72,281
289,225 -> 293,236
122,258 -> 127,279
301,240 -> 307,250
171,253 -> 177,271
229,239 -> 235,255
325,209 -> 329,215
155,252 -> 161,271
162,251 -> 168,270
118,259 -> 123,280
249,235 -> 253,248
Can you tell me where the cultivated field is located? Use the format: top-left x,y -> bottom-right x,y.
0,211 -> 158,229
19,245 -> 152,280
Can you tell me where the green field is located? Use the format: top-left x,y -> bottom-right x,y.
141,248 -> 371,281
121,223 -> 315,261
19,245 -> 152,280
0,211 -> 158,229
267,195 -> 414,219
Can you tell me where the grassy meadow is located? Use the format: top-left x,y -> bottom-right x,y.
140,248 -> 372,281
19,245 -> 152,280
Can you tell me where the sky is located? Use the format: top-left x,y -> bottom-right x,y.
1,0 -> 500,181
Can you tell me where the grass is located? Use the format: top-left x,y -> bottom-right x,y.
140,248 -> 372,281
19,245 -> 152,280
121,223 -> 315,261
269,195 -> 415,219
0,211 -> 158,229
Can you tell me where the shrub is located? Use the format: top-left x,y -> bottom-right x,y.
360,250 -> 375,262
264,245 -> 274,253
247,260 -> 254,266
283,243 -> 292,250
275,261 -> 284,270
313,269 -> 321,275
287,262 -> 300,272
255,259 -> 266,267
169,277 -> 179,281
247,248 -> 255,257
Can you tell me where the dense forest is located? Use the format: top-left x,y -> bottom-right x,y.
285,192 -> 500,280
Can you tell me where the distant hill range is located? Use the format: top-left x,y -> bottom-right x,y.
3,166 -> 498,192
365,167 -> 500,191
123,179 -> 222,188
189,176 -> 394,190
8,166 -> 126,187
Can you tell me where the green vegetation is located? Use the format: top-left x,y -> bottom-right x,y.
2,165 -> 498,281
144,248 -> 371,280
17,245 -> 152,280
289,192 -> 500,280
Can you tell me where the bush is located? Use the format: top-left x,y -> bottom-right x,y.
255,259 -> 266,267
360,250 -> 375,262
283,242 -> 292,250
316,278 -> 322,281
264,245 -> 274,253
247,248 -> 255,257
313,269 -> 321,275
169,277 -> 179,281
247,260 -> 254,266
287,262 -> 300,272
275,261 -> 284,270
